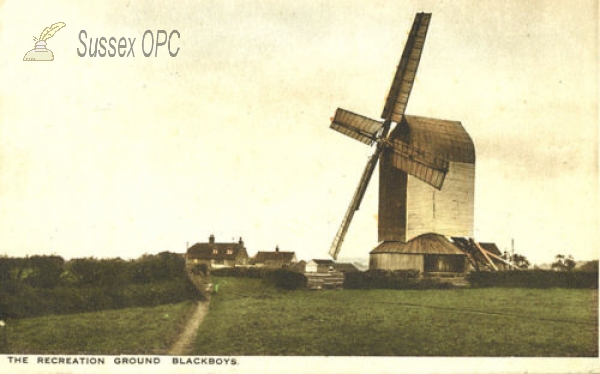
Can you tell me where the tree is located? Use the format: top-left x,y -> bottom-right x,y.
510,253 -> 530,269
564,256 -> 576,271
579,260 -> 598,272
551,254 -> 576,272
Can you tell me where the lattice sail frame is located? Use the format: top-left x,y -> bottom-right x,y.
329,108 -> 384,146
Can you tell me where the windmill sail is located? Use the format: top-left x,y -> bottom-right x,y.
388,138 -> 448,189
327,13 -> 433,259
330,108 -> 384,146
381,13 -> 431,123
329,150 -> 382,259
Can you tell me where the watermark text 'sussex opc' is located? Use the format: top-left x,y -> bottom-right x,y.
77,30 -> 180,57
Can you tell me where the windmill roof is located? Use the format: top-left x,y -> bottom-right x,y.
370,233 -> 465,255
398,115 -> 475,164
187,242 -> 247,261
253,251 -> 296,262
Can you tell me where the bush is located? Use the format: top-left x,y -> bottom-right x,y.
129,252 -> 187,284
467,270 -> 598,289
266,269 -> 307,290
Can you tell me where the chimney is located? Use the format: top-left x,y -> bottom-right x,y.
209,234 -> 215,244
239,237 -> 244,246
275,245 -> 279,253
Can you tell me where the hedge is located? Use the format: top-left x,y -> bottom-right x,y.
211,267 -> 307,290
0,252 -> 204,319
0,278 -> 202,319
467,270 -> 598,289
266,269 -> 307,290
344,270 -> 454,290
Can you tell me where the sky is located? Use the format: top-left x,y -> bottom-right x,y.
0,0 -> 597,266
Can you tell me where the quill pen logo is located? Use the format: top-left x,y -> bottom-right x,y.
23,22 -> 66,61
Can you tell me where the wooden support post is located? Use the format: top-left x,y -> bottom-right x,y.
480,249 -> 520,270
463,250 -> 480,271
473,241 -> 498,271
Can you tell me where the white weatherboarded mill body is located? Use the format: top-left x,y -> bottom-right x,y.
326,13 -> 481,275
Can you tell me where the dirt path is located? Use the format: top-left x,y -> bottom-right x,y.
168,301 -> 210,355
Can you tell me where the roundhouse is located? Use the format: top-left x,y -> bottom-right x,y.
370,233 -> 467,274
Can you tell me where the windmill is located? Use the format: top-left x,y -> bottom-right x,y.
328,13 -> 479,273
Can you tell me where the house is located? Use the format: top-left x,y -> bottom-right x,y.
305,259 -> 335,273
304,259 -> 345,290
304,260 -> 359,290
186,234 -> 249,268
305,259 -> 360,273
252,246 -> 297,268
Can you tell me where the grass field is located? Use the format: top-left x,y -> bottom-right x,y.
2,301 -> 196,354
193,277 -> 598,356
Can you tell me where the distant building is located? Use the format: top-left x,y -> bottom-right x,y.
289,260 -> 307,273
331,262 -> 360,273
305,259 -> 359,274
186,234 -> 249,268
252,246 -> 297,268
305,259 -> 335,273
305,259 -> 347,290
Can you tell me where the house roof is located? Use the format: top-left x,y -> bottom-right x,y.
370,233 -> 465,255
187,242 -> 247,261
331,263 -> 360,273
308,259 -> 336,265
393,115 -> 475,164
253,251 -> 296,263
